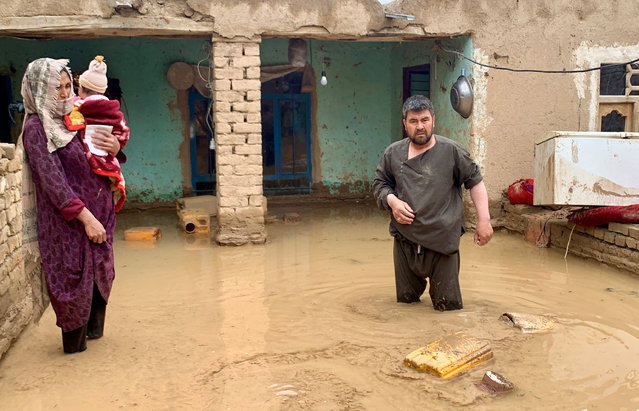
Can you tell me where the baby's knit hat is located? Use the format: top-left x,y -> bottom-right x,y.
79,55 -> 108,93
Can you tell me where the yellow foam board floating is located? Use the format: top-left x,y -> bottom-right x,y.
403,331 -> 493,379
124,227 -> 162,241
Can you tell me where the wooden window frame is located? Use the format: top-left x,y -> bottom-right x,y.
402,64 -> 431,102
598,63 -> 639,132
402,64 -> 431,137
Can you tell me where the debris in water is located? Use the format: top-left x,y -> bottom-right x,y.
179,209 -> 210,233
282,212 -> 302,223
275,390 -> 298,397
500,312 -> 555,333
274,384 -> 294,390
475,370 -> 514,393
403,331 -> 493,379
123,227 -> 162,241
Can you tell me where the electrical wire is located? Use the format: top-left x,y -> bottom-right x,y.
195,46 -> 216,183
195,53 -> 215,152
196,56 -> 211,84
439,46 -> 639,74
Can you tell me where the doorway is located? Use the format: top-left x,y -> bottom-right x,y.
189,89 -> 216,195
402,64 -> 431,138
261,71 -> 312,194
403,63 -> 431,100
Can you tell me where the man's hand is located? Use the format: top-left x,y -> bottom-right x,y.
469,181 -> 493,246
387,194 -> 414,224
474,219 -> 493,246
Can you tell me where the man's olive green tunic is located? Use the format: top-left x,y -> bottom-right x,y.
373,135 -> 483,254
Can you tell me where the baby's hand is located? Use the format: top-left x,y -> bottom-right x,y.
92,129 -> 120,155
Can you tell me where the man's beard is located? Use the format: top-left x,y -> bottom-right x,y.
408,131 -> 432,146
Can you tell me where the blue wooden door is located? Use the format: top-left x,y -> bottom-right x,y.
189,90 -> 216,195
261,93 -> 312,193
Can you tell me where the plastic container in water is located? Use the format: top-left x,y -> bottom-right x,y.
179,209 -> 210,234
124,227 -> 162,241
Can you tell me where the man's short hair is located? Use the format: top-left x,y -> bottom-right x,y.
402,95 -> 435,119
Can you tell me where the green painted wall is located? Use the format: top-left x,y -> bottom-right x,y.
0,37 -> 210,203
2,36 -> 473,202
261,39 -> 393,193
312,41 -> 393,192
261,37 -> 471,195
433,37 -> 474,149
260,38 -> 291,66
390,37 -> 473,149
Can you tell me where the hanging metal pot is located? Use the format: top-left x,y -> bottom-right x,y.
450,68 -> 473,118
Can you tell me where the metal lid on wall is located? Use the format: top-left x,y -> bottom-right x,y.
450,68 -> 473,118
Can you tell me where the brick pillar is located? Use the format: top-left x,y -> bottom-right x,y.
211,37 -> 266,245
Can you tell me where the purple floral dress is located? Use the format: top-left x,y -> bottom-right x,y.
23,114 -> 116,332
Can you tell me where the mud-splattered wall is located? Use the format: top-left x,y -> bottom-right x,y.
1,35 -> 476,203
261,39 -> 392,193
0,37 -> 209,204
312,41 -> 392,193
1,0 -> 639,206
261,37 -> 472,195
389,37 -> 473,149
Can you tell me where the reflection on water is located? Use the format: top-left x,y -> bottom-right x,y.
1,199 -> 639,410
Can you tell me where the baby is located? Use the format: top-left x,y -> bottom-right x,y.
66,55 -> 130,212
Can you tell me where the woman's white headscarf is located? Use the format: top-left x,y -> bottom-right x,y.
18,58 -> 77,314
20,58 -> 76,152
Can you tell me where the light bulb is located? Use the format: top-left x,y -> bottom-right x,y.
320,70 -> 328,86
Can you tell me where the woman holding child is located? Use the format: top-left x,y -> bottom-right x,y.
19,57 -> 123,353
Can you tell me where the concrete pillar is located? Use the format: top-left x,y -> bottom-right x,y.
211,36 -> 267,245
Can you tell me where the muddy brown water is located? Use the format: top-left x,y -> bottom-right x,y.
1,200 -> 639,410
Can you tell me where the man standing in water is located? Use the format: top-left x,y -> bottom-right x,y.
372,95 -> 493,311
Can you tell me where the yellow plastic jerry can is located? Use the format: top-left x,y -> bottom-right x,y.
179,209 -> 210,234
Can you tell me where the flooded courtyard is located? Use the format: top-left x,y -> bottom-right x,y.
1,199 -> 639,410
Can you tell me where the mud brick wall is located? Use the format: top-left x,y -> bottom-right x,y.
211,37 -> 267,245
548,221 -> 639,274
604,223 -> 639,250
502,202 -> 639,275
0,143 -> 33,360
